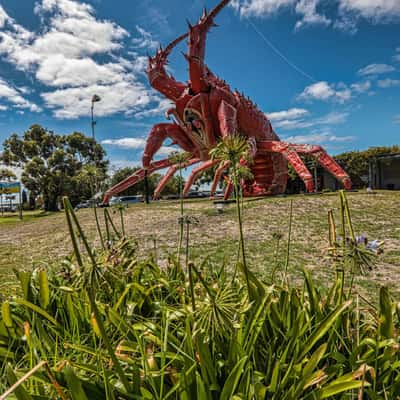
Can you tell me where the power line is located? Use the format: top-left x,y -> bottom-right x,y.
247,19 -> 317,83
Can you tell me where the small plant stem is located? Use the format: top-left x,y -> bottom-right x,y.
233,169 -> 250,294
185,219 -> 190,269
188,262 -> 196,311
271,238 -> 280,283
93,205 -> 105,250
282,200 -> 293,287
119,206 -> 126,237
177,163 -> 184,262
104,208 -> 111,247
104,208 -> 122,239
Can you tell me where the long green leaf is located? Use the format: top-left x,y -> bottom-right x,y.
220,356 -> 248,400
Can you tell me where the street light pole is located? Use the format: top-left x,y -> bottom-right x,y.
91,94 -> 101,140
90,94 -> 101,198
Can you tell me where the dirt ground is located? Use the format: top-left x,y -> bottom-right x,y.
1,191 -> 399,300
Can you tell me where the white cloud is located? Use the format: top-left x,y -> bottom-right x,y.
35,55 -> 126,87
132,26 -> 159,50
284,131 -> 355,145
393,115 -> 400,124
267,107 -> 348,131
135,98 -> 172,119
42,81 -> 151,119
0,105 -> 8,111
393,48 -> 400,62
0,1 -> 156,119
0,6 -> 9,27
236,0 -> 296,18
377,78 -> 400,88
101,137 -> 175,156
298,81 -> 352,103
268,108 -> 309,121
338,0 -> 400,22
358,63 -> 396,76
0,77 -> 41,112
295,0 -> 331,30
102,138 -> 146,149
351,80 -> 371,93
233,0 -> 400,30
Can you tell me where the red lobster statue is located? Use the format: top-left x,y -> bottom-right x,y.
103,0 -> 351,203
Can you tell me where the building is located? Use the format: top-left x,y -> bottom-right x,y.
369,153 -> 400,190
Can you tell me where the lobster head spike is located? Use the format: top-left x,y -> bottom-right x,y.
147,32 -> 189,70
199,0 -> 232,26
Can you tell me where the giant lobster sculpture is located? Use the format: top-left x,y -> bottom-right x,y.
103,0 -> 351,203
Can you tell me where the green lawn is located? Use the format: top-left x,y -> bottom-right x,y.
1,190 -> 399,300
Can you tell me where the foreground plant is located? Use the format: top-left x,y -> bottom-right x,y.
1,196 -> 399,399
210,134 -> 253,293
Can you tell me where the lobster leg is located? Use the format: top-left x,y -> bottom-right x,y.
258,141 -> 315,192
183,159 -> 220,196
102,159 -> 173,204
289,144 -> 352,190
154,158 -> 201,199
143,123 -> 197,168
224,180 -> 233,200
187,0 -> 232,93
211,161 -> 230,197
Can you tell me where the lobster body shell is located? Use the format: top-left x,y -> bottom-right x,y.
103,0 -> 351,204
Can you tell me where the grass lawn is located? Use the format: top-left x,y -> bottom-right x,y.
1,190 -> 399,300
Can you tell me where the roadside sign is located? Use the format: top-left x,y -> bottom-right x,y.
0,182 -> 22,219
0,182 -> 21,194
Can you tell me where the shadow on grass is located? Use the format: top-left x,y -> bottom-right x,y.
0,210 -> 59,224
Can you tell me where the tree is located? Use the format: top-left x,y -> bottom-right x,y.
0,168 -> 17,182
1,125 -> 108,211
334,145 -> 400,187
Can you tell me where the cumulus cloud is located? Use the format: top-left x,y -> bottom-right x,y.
232,0 -> 400,32
393,48 -> 400,62
338,0 -> 400,22
236,0 -> 296,18
0,77 -> 41,112
351,80 -> 371,93
283,131 -> 355,145
268,108 -> 309,121
358,63 -> 396,76
0,0 -> 154,119
284,131 -> 355,145
42,81 -> 151,119
101,137 -> 175,156
294,0 -> 331,30
102,138 -> 147,149
132,26 -> 159,50
298,81 -> 352,103
377,78 -> 400,88
268,108 -> 348,130
135,98 -> 173,119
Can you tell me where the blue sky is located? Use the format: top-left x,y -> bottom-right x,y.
0,0 -> 399,172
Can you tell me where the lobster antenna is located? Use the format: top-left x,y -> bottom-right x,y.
164,32 -> 189,55
209,0 -> 232,19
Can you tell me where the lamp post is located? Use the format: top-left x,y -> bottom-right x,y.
91,94 -> 101,140
90,94 -> 101,198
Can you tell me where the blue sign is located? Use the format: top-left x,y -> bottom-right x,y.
0,182 -> 21,194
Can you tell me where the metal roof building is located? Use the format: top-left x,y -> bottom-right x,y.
369,153 -> 400,190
